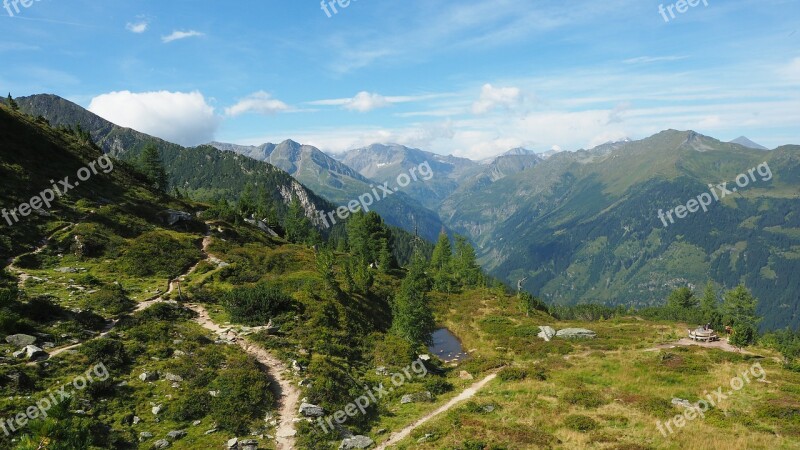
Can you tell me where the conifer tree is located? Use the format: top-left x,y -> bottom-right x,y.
140,144 -> 169,193
391,250 -> 435,347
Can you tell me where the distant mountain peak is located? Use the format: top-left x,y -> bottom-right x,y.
730,136 -> 769,150
501,147 -> 536,157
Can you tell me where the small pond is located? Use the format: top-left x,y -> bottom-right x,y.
428,328 -> 469,363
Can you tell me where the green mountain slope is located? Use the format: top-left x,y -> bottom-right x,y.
445,131 -> 800,330
209,140 -> 446,242
15,94 -> 333,229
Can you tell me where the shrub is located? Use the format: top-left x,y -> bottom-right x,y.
82,285 -> 134,316
372,333 -> 416,368
424,378 -> 454,395
564,414 -> 598,432
210,356 -> 273,434
563,390 -> 604,408
498,367 -> 527,382
117,231 -> 201,277
134,302 -> 194,323
80,338 -> 128,367
171,389 -> 211,421
223,282 -> 294,326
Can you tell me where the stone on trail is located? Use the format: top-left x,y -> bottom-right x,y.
339,435 -> 374,449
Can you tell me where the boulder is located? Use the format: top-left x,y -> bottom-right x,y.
555,328 -> 596,339
226,437 -> 239,450
151,404 -> 163,415
139,432 -> 153,441
671,398 -> 693,408
339,435 -> 374,449
537,326 -> 556,342
139,371 -> 160,382
166,430 -> 186,441
400,391 -> 433,404
13,345 -> 47,361
161,210 -> 193,226
459,370 -> 474,380
164,373 -> 183,382
152,439 -> 170,449
5,334 -> 37,347
299,402 -> 325,417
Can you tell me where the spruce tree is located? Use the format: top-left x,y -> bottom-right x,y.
140,144 -> 169,193
723,284 -> 760,348
6,93 -> 18,111
391,250 -> 435,347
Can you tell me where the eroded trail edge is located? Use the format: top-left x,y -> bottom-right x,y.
375,373 -> 498,449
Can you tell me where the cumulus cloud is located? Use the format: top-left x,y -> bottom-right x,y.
162,30 -> 204,43
472,84 -> 522,114
125,21 -> 148,34
225,91 -> 289,117
88,90 -> 220,146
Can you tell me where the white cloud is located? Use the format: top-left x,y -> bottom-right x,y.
88,90 -> 220,146
472,84 -> 522,114
308,91 -> 442,113
623,55 -> 687,64
225,91 -> 289,116
161,30 -> 204,43
125,21 -> 148,34
779,57 -> 800,83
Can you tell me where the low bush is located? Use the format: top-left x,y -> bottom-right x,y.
223,282 -> 294,326
564,414 -> 598,432
117,231 -> 201,277
498,367 -> 527,381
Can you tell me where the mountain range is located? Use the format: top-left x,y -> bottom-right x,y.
16,94 -> 800,329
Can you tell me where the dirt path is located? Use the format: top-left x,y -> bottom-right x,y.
644,337 -> 757,355
14,227 -> 300,448
185,303 -> 299,449
375,373 -> 498,449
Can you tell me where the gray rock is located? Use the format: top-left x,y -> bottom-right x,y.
239,439 -> 259,450
55,267 -> 78,273
672,398 -> 693,408
13,345 -> 47,361
299,402 -> 324,417
166,430 -> 186,441
164,373 -> 183,382
133,416 -> 141,424
555,328 -> 596,339
339,435 -> 374,449
400,391 -> 433,404
5,334 -> 37,347
139,371 -> 160,382
192,420 -> 202,426
537,326 -> 556,341
152,439 -> 170,449
162,210 -> 193,226
151,404 -> 163,415
139,432 -> 153,441
204,428 -> 217,435
226,437 -> 238,449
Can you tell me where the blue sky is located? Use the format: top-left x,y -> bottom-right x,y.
1,0 -> 798,159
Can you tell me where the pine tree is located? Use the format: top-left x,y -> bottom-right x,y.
700,282 -> 722,328
284,197 -> 311,244
723,284 -> 760,348
378,238 -> 393,273
452,235 -> 481,288
391,250 -> 435,347
6,93 -> 18,111
140,144 -> 169,193
666,287 -> 698,310
430,232 -> 452,272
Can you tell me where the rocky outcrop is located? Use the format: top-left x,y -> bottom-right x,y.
555,328 -> 596,339
537,326 -> 556,341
